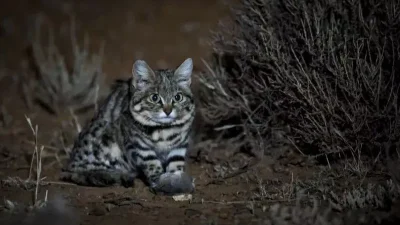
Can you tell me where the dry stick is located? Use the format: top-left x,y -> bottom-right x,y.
25,115 -> 38,181
25,115 -> 39,205
94,84 -> 99,113
69,108 -> 82,133
35,145 -> 44,204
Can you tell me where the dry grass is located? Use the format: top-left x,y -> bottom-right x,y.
2,116 -> 52,211
0,116 -> 79,225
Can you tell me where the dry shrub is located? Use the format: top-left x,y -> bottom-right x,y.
329,180 -> 400,211
257,164 -> 400,225
22,15 -> 107,115
259,201 -> 389,225
198,0 -> 400,160
260,202 -> 347,225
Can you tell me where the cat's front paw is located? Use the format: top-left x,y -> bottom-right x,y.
150,171 -> 195,195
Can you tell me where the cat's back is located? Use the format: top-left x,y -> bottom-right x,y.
94,78 -> 131,123
75,79 -> 130,141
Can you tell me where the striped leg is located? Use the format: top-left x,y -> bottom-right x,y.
142,157 -> 164,185
149,147 -> 194,195
127,145 -> 163,186
165,148 -> 187,173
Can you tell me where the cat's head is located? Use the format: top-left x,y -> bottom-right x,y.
129,58 -> 195,126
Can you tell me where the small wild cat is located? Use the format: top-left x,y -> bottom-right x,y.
61,58 -> 196,195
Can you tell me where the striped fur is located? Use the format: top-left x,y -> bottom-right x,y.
61,58 -> 196,194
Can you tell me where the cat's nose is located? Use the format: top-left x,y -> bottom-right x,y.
163,104 -> 173,116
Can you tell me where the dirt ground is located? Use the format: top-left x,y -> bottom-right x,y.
0,1 -> 390,225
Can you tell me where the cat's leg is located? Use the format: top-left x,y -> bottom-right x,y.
127,145 -> 194,195
151,147 -> 195,195
165,147 -> 187,173
127,144 -> 164,187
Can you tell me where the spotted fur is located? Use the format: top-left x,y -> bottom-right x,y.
61,58 -> 196,194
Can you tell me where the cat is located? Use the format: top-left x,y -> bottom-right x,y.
61,58 -> 196,195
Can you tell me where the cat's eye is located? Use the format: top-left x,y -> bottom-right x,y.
174,93 -> 183,102
149,94 -> 160,103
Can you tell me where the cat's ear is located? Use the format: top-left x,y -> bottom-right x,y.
132,60 -> 155,90
174,58 -> 193,86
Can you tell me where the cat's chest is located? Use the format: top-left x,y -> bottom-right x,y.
146,127 -> 186,151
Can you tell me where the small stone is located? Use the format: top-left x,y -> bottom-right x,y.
105,203 -> 115,212
172,194 -> 192,201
